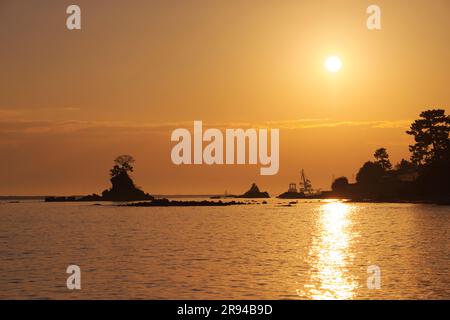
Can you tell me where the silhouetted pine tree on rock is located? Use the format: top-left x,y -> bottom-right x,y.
100,155 -> 153,201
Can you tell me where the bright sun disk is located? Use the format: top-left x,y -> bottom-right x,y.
325,56 -> 343,73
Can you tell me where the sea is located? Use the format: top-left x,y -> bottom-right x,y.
0,199 -> 448,299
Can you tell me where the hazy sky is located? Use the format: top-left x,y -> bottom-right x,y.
0,0 -> 449,195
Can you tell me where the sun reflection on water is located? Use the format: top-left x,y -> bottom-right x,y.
298,201 -> 358,300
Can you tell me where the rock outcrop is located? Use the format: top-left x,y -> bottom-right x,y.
99,171 -> 153,201
45,165 -> 153,202
237,183 -> 270,198
124,198 -> 246,207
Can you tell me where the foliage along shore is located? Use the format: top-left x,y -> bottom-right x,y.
274,109 -> 450,205
321,109 -> 450,205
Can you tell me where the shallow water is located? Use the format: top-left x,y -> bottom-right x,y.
0,199 -> 448,299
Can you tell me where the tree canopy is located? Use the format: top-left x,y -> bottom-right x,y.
406,109 -> 450,166
356,161 -> 385,185
110,155 -> 135,178
331,176 -> 349,193
374,148 -> 392,170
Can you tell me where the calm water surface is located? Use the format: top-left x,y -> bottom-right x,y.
0,200 -> 448,299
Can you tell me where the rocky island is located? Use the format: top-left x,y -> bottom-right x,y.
237,183 -> 270,198
45,155 -> 153,202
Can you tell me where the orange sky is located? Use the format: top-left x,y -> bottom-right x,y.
0,0 -> 449,195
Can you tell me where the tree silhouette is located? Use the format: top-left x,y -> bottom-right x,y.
356,161 -> 385,185
406,109 -> 450,166
395,159 -> 415,173
110,154 -> 135,178
331,177 -> 349,193
374,148 -> 392,170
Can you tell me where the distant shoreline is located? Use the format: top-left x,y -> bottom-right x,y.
1,195 -> 448,205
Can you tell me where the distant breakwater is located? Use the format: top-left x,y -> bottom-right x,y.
123,198 -> 252,207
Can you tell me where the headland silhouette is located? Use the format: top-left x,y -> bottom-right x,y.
277,109 -> 450,205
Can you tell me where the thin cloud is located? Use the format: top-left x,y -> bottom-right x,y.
0,109 -> 22,119
261,119 -> 412,129
0,118 -> 413,135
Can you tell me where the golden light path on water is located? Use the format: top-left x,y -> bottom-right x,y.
299,201 -> 358,300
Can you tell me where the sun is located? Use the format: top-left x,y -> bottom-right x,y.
325,56 -> 343,73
